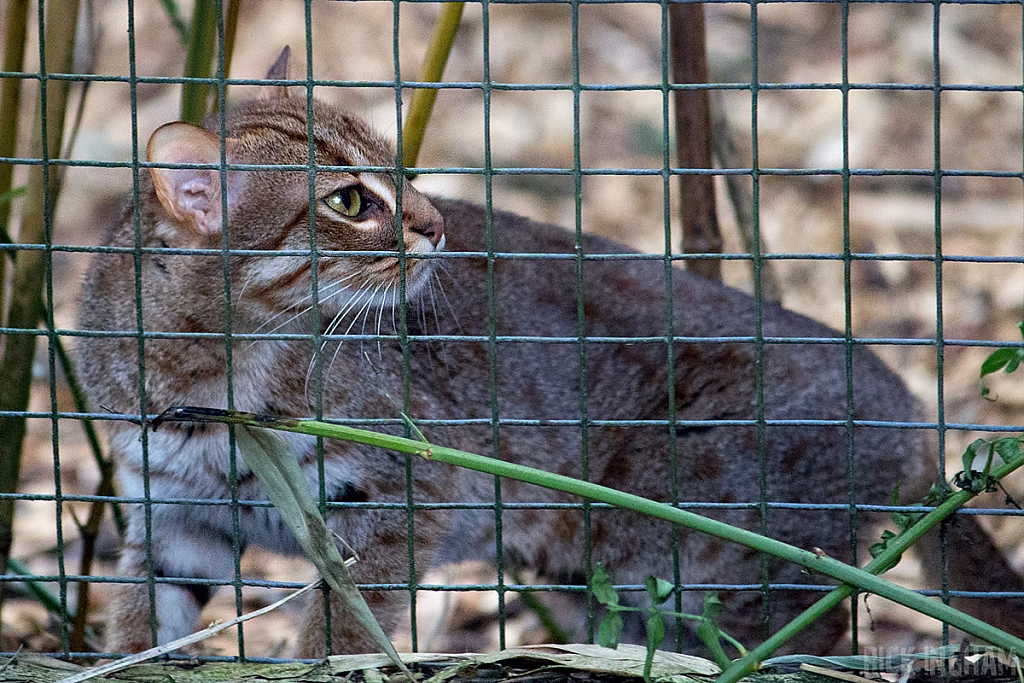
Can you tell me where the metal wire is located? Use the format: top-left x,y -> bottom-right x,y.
0,0 -> 1021,664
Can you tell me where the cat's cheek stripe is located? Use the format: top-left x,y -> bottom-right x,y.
358,175 -> 397,213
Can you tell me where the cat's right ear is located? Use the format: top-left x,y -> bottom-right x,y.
262,46 -> 291,99
147,122 -> 241,238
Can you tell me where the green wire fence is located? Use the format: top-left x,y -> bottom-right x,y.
0,0 -> 1022,666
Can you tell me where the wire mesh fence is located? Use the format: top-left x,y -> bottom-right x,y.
0,0 -> 1022,664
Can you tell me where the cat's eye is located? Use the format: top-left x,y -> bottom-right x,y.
324,187 -> 364,217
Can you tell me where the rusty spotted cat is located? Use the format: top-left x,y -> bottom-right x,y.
77,48 -> 1023,657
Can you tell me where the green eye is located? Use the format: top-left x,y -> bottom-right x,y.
325,187 -> 363,217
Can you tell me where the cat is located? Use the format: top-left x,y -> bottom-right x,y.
77,48 -> 1023,658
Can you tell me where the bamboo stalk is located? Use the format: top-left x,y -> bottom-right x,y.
220,0 -> 241,106
180,0 -> 218,124
401,3 -> 465,172
0,232 -> 123,646
0,230 -> 124,535
0,0 -> 81,628
0,0 -> 31,321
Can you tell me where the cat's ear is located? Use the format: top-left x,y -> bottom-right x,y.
147,122 -> 241,237
262,46 -> 291,99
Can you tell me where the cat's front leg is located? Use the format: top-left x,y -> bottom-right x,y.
105,506 -> 238,653
294,507 -> 451,657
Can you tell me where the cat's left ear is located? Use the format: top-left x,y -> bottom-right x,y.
147,122 -> 242,237
262,46 -> 292,99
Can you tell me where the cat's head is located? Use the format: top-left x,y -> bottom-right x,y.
145,47 -> 444,326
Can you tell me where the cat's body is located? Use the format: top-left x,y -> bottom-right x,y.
78,53 -> 1022,657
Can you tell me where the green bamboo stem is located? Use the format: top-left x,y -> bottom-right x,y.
0,0 -> 80,630
3,226 -> 122,650
154,407 -> 1024,659
220,0 -> 241,109
0,223 -> 124,535
0,0 -> 30,319
180,0 -> 218,124
401,2 -> 465,171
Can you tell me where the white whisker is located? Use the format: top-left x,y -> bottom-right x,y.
243,281 -> 353,355
305,282 -> 371,401
434,269 -> 460,334
374,280 -> 391,360
427,271 -> 441,338
235,269 -> 257,308
389,282 -> 397,337
326,281 -> 384,381
250,269 -> 361,337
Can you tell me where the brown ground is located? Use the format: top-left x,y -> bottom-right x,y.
1,0 -> 1022,661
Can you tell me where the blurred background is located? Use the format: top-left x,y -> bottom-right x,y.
2,0 -> 1023,658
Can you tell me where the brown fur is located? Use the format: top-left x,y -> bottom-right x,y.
78,53 -> 1022,657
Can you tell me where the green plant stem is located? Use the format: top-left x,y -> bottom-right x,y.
715,457 -> 1024,683
54,338 -> 122,652
0,0 -> 80,631
159,0 -> 190,45
401,2 -> 464,171
52,329 -> 124,536
180,0 -> 218,124
511,571 -> 571,644
7,558 -> 66,620
155,407 -> 1024,659
0,0 -> 30,319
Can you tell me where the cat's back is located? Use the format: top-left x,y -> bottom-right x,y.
428,197 -> 929,495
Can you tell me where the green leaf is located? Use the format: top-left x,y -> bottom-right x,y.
890,511 -> 911,531
646,576 -> 675,605
598,611 -> 624,649
590,563 -> 619,608
869,530 -> 896,559
234,427 -> 411,679
962,438 -> 988,474
980,348 -> 1016,378
697,593 -> 731,669
701,592 -> 724,621
995,437 -> 1024,466
643,611 -> 666,683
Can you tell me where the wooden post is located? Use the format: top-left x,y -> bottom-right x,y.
670,3 -> 722,280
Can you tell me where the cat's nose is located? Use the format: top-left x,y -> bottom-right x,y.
405,204 -> 444,248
